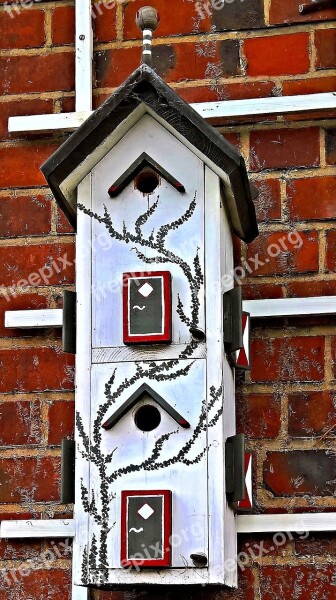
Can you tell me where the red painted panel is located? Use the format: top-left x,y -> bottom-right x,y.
123,271 -> 172,344
121,490 -> 172,568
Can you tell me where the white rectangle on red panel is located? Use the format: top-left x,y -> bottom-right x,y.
121,490 -> 172,568
123,272 -> 172,344
236,453 -> 253,511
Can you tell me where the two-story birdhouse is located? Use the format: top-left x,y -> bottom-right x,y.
41,56 -> 258,588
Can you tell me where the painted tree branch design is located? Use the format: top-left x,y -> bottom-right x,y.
76,195 -> 222,583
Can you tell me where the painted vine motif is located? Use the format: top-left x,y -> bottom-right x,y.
77,194 -> 223,583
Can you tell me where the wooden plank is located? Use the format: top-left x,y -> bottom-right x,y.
92,344 -> 206,363
8,93 -> 336,133
243,296 -> 336,318
237,513 -> 336,534
72,567 -> 89,600
205,166 -> 236,586
8,112 -> 91,134
91,114 -> 206,349
4,309 -> 63,329
75,0 -> 93,112
73,174 -> 92,586
6,297 -> 336,331
191,92 -> 336,119
2,512 -> 336,540
0,519 -> 75,538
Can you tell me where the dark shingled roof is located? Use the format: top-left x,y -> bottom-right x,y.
41,64 -> 258,242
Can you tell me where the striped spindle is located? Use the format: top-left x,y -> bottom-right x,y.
136,6 -> 159,67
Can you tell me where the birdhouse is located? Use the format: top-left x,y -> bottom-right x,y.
41,8 -> 258,589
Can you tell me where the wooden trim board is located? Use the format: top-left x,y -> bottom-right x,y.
2,513 -> 336,538
5,298 -> 336,330
9,93 -> 336,134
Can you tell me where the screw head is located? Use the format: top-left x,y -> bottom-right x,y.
136,6 -> 159,32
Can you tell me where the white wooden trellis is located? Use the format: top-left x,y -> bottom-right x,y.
2,513 -> 336,538
6,0 -> 336,134
5,297 -> 336,328
3,0 -> 336,594
2,514 -> 336,599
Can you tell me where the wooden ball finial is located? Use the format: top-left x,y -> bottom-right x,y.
136,6 -> 159,67
136,6 -> 159,32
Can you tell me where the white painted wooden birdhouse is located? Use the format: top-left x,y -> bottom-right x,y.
42,61 -> 258,589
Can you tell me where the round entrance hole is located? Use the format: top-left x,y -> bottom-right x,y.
134,404 -> 161,432
134,169 -> 160,194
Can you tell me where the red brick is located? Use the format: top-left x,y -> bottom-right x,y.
260,564 -> 336,599
0,568 -> 71,600
246,230 -> 319,277
249,127 -> 320,171
95,41 -> 240,88
331,336 -> 336,379
239,533 -> 292,559
285,109 -> 336,122
0,400 -> 42,446
283,75 -> 336,95
179,81 -> 275,103
244,33 -> 310,77
269,0 -> 336,25
0,457 -> 60,502
0,53 -> 74,95
52,6 -> 75,46
212,0 -> 264,30
288,280 -> 336,298
93,93 -> 109,109
0,194 -> 51,237
56,208 -> 75,234
0,512 -> 40,521
0,292 -> 48,337
242,282 -> 285,300
237,393 -> 281,438
221,132 -> 241,150
264,451 -> 336,496
326,230 -> 336,272
326,128 -> 336,165
288,391 -> 336,437
315,29 -> 336,69
252,179 -> 281,221
92,1 -> 117,42
0,242 -> 74,287
0,9 -> 44,49
0,143 -> 60,188
123,0 -> 211,38
60,95 -> 76,113
287,177 -> 336,221
0,539 -> 42,560
0,347 -> 74,393
47,401 -> 74,445
251,336 -> 325,382
295,533 -> 336,556
0,98 -> 53,140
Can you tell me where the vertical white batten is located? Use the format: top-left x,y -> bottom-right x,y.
73,174 -> 92,588
75,0 -> 93,112
205,166 -> 236,586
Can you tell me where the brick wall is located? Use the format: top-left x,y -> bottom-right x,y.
0,0 -> 335,598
